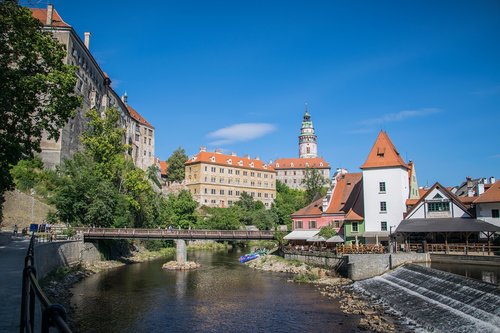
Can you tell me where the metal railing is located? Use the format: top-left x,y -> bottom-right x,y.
20,233 -> 72,333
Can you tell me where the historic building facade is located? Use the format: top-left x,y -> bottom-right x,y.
31,5 -> 154,171
185,148 -> 276,208
273,109 -> 331,189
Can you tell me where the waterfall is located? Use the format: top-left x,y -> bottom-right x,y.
355,264 -> 500,333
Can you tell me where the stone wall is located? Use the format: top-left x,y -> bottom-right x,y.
1,190 -> 55,230
34,241 -> 101,279
284,252 -> 345,269
346,253 -> 430,281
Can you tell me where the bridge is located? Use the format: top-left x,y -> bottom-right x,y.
75,227 -> 277,264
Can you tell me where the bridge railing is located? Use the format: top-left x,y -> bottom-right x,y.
20,233 -> 72,333
75,227 -> 275,239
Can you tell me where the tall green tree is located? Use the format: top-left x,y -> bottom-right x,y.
271,180 -> 307,229
166,147 -> 188,182
302,168 -> 328,204
0,2 -> 80,222
161,190 -> 198,229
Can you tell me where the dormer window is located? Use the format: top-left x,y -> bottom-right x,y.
227,159 -> 232,165
210,156 -> 216,162
238,160 -> 243,166
320,163 -> 323,167
290,163 -> 294,167
377,147 -> 385,157
249,162 -> 254,168
276,163 -> 279,168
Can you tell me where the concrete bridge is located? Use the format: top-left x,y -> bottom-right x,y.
75,227 -> 276,264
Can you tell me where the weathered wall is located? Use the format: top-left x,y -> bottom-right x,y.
284,252 -> 344,268
431,254 -> 500,266
347,253 -> 430,281
34,241 -> 101,279
1,190 -> 55,230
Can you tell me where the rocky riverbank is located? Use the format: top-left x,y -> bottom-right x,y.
246,255 -> 417,333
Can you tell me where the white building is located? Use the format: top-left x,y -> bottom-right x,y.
474,180 -> 500,227
360,131 -> 410,243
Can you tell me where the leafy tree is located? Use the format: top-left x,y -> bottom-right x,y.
302,168 -> 328,204
147,164 -> 162,189
10,157 -> 44,191
0,2 -> 80,223
166,147 -> 188,182
161,190 -> 198,229
252,209 -> 278,230
200,206 -> 243,230
271,180 -> 306,229
318,225 -> 337,239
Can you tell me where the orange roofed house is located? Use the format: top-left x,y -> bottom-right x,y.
272,109 -> 331,189
185,147 -> 276,208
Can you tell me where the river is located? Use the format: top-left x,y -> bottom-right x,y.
71,249 -> 361,332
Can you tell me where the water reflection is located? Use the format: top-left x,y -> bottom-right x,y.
71,250 -> 360,332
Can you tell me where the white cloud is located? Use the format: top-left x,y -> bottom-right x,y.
471,86 -> 500,96
359,108 -> 442,126
207,123 -> 276,146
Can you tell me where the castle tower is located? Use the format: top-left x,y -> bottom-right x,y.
298,106 -> 318,158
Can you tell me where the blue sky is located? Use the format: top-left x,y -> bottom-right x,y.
35,0 -> 499,186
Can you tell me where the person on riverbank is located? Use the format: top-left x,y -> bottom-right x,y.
13,224 -> 18,237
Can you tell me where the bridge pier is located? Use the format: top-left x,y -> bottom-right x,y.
176,239 -> 187,264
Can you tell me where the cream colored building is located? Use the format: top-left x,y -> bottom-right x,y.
185,148 -> 276,208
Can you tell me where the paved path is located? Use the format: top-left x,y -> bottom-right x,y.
0,236 -> 29,332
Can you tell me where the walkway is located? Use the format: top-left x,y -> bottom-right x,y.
0,234 -> 29,333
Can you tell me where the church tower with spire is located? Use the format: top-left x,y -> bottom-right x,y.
298,106 -> 318,158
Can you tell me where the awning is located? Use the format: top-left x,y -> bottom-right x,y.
362,231 -> 390,238
326,235 -> 345,243
306,235 -> 326,242
284,230 -> 319,240
396,218 -> 500,233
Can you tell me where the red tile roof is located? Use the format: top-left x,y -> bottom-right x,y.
159,161 -> 168,176
474,180 -> 500,204
291,197 -> 324,217
419,188 -> 428,198
30,8 -> 70,28
127,105 -> 154,128
360,131 -> 408,169
272,157 -> 330,169
325,173 -> 363,214
186,151 -> 275,172
406,198 -> 419,206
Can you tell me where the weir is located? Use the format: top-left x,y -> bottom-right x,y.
355,264 -> 500,332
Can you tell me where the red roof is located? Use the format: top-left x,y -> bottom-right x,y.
127,105 -> 154,128
419,188 -> 428,198
291,197 -> 324,217
325,173 -> 363,214
30,8 -> 70,28
360,131 -> 408,170
474,180 -> 500,204
186,151 -> 275,172
159,161 -> 168,176
272,157 -> 330,169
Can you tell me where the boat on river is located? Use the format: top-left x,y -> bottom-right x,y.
239,249 -> 268,263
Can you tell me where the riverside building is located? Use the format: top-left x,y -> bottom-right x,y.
272,109 -> 331,189
185,148 -> 276,208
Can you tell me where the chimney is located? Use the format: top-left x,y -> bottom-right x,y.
121,92 -> 128,104
199,146 -> 206,152
231,152 -> 237,156
490,176 -> 496,184
476,183 -> 485,196
244,154 -> 250,159
46,4 -> 53,26
84,32 -> 91,49
255,156 -> 260,161
215,148 -> 223,154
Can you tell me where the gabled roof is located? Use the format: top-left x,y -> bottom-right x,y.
30,8 -> 70,28
272,157 -> 330,169
127,105 -> 154,128
474,180 -> 500,204
186,151 -> 275,172
396,218 -> 500,233
291,197 -> 324,217
360,131 -> 408,170
405,182 -> 471,218
325,173 -> 363,214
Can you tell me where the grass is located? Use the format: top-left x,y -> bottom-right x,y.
187,241 -> 228,251
293,272 -> 320,283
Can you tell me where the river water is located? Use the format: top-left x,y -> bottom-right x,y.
71,250 -> 360,333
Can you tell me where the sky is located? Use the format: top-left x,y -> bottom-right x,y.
28,0 -> 500,187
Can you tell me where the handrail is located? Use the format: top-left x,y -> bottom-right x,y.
20,233 -> 72,333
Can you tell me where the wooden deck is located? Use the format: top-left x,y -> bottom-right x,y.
75,227 -> 275,241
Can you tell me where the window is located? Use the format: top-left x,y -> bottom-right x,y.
228,169 -> 233,174
380,201 -> 387,212
309,220 -> 316,229
228,200 -> 233,206
243,171 -> 248,176
204,166 -> 208,171
148,129 -> 153,136
427,202 -> 450,212
334,220 -> 340,228
296,221 -> 303,229
492,209 -> 499,218
235,170 -> 240,175
143,137 -> 146,144
211,167 -> 216,172
211,189 -> 216,194
228,190 -> 233,196
220,190 -> 224,195
204,188 -> 208,194
379,182 -> 386,193
352,222 -> 358,232
251,172 -> 255,177
211,177 -> 216,183
143,150 -> 146,156
135,134 -> 139,141
381,221 -> 387,231
236,191 -> 240,196
257,193 -> 261,198
149,138 -> 151,145
220,168 -> 224,173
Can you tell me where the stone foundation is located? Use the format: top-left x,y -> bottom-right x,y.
162,261 -> 200,270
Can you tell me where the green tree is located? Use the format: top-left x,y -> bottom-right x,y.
166,147 -> 188,182
9,157 -> 44,191
147,164 -> 162,189
302,168 -> 328,204
252,209 -> 278,230
318,225 -> 337,239
201,206 -> 243,230
161,190 -> 198,229
271,180 -> 306,229
0,2 -> 80,222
